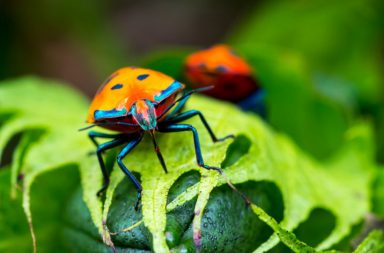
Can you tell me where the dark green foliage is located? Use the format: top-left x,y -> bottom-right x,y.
62,172 -> 284,253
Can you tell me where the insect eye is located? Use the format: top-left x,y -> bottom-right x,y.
111,84 -> 123,90
215,65 -> 228,73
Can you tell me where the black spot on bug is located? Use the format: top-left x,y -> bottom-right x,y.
111,84 -> 123,90
96,72 -> 118,94
137,74 -> 149,81
215,65 -> 228,73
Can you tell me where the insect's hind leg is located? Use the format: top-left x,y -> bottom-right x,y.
116,134 -> 144,211
95,138 -> 126,196
163,110 -> 234,142
158,123 -> 222,173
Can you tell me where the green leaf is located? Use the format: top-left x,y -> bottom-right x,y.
166,96 -> 374,252
353,230 -> 384,253
63,172 -> 281,252
0,77 -> 92,251
372,167 -> 384,217
0,165 -> 80,253
100,96 -> 232,251
0,78 -> 377,252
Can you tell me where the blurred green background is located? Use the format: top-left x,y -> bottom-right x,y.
0,0 -> 383,161
0,0 -> 256,95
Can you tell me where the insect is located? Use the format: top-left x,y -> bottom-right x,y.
82,67 -> 233,210
185,44 -> 265,115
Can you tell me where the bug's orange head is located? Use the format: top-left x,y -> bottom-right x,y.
131,99 -> 157,131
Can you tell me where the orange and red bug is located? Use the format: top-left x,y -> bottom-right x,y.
82,67 -> 233,210
185,44 -> 265,115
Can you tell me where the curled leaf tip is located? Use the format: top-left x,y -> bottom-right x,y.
102,222 -> 116,251
102,229 -> 116,253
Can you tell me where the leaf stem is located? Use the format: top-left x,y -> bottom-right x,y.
250,203 -> 316,253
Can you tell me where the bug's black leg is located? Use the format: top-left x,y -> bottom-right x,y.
95,138 -> 126,196
116,134 -> 144,211
88,131 -> 124,147
163,110 -> 234,142
149,131 -> 168,173
158,124 -> 222,173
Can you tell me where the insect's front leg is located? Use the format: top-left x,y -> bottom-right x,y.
87,131 -> 124,156
94,138 -> 126,196
116,133 -> 144,211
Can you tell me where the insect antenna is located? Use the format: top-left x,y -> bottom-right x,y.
157,85 -> 215,119
176,85 -> 214,103
78,124 -> 98,131
78,122 -> 139,131
149,130 -> 168,173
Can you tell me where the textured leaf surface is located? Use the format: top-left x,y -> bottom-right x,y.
0,78 -> 379,252
163,97 -> 374,252
0,165 -> 80,253
0,77 -> 99,249
372,168 -> 384,217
